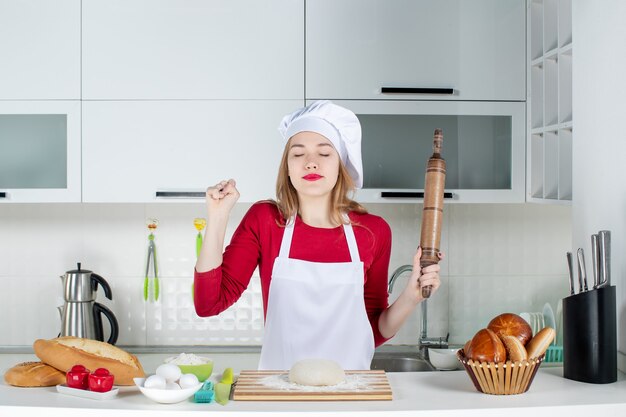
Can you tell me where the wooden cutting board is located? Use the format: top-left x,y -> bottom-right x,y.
232,370 -> 392,401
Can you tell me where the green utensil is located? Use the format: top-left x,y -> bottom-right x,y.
145,219 -> 159,302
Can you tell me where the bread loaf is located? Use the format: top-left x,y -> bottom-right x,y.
33,337 -> 144,385
467,328 -> 507,363
487,313 -> 533,346
501,335 -> 528,362
4,361 -> 66,387
525,327 -> 556,359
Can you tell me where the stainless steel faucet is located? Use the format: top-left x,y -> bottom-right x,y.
388,264 -> 449,351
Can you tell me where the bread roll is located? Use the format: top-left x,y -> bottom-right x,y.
487,313 -> 533,346
467,328 -> 507,363
463,339 -> 472,356
525,327 -> 556,359
4,361 -> 66,387
501,335 -> 528,362
33,337 -> 144,385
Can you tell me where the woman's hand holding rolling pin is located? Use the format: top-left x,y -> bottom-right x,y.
406,247 -> 444,303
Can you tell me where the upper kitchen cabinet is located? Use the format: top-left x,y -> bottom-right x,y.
306,0 -> 526,102
340,100 -> 526,204
82,0 -> 303,100
0,0 -> 80,99
0,101 -> 81,202
82,100 -> 302,203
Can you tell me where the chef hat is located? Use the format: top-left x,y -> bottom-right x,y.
278,100 -> 363,188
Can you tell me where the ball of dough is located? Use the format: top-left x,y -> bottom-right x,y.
289,359 -> 346,386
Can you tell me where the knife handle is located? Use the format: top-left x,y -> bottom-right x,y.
566,252 -> 575,295
598,230 -> 611,287
591,234 -> 600,289
576,248 -> 587,293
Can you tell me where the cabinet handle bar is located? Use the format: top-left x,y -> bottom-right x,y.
381,191 -> 454,199
155,191 -> 206,198
381,87 -> 454,95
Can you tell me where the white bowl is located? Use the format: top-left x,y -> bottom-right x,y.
133,378 -> 203,404
428,348 -> 463,370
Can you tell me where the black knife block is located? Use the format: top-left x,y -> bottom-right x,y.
563,286 -> 617,384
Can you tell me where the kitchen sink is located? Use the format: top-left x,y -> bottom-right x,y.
370,354 -> 435,372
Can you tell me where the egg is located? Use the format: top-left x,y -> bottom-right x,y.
165,382 -> 181,390
156,363 -> 182,383
178,373 -> 200,389
143,374 -> 166,389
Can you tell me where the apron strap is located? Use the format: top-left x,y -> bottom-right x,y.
278,216 -> 296,258
278,215 -> 361,262
342,220 -> 361,263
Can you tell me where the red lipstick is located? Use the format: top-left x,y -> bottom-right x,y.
302,174 -> 323,181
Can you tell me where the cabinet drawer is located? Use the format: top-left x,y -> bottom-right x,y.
82,0 -> 303,100
306,0 -> 525,101
82,100 -> 303,203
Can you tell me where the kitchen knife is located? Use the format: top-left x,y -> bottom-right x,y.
577,248 -> 588,292
591,234 -> 600,289
566,252 -> 575,295
598,230 -> 611,287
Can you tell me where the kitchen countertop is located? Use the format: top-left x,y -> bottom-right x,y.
1,352 -> 625,416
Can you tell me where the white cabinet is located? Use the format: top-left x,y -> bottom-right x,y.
306,0 -> 526,101
0,101 -> 81,202
0,0 -> 80,99
334,100 -> 526,204
82,100 -> 302,203
527,0 -> 572,203
82,0 -> 303,100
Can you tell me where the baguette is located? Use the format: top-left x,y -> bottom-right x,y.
33,337 -> 144,385
4,361 -> 66,387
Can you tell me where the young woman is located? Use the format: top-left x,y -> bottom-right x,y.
194,100 -> 441,370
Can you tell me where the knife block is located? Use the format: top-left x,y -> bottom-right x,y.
562,286 -> 617,383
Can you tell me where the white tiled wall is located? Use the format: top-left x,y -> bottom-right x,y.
0,203 -> 571,347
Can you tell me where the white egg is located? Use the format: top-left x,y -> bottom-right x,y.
156,363 -> 182,383
143,374 -> 166,390
165,382 -> 181,390
178,373 -> 199,389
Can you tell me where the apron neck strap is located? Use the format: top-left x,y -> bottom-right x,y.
278,214 -> 361,262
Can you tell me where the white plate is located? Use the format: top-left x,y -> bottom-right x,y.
56,384 -> 119,400
555,299 -> 563,346
543,303 -> 556,331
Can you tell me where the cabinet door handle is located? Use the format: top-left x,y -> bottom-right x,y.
380,191 -> 454,199
0,192 -> 6,199
381,87 -> 454,95
155,191 -> 206,198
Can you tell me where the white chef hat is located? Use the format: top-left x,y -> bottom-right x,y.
278,100 -> 363,188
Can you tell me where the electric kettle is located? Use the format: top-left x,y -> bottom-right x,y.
58,263 -> 119,345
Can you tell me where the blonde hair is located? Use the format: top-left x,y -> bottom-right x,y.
274,139 -> 367,226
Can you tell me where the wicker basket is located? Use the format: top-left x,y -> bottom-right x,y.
457,349 -> 545,395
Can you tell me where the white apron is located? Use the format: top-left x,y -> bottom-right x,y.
258,216 -> 375,370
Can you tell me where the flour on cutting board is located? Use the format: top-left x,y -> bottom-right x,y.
259,373 -> 377,392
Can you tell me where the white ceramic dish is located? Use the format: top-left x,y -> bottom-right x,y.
134,377 -> 203,404
429,348 -> 462,370
56,384 -> 119,400
543,303 -> 556,331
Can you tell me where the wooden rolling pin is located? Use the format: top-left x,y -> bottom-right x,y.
419,129 -> 446,298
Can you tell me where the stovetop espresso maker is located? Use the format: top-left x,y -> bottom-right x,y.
58,263 -> 119,345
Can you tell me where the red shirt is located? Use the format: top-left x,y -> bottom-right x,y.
194,201 -> 392,347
